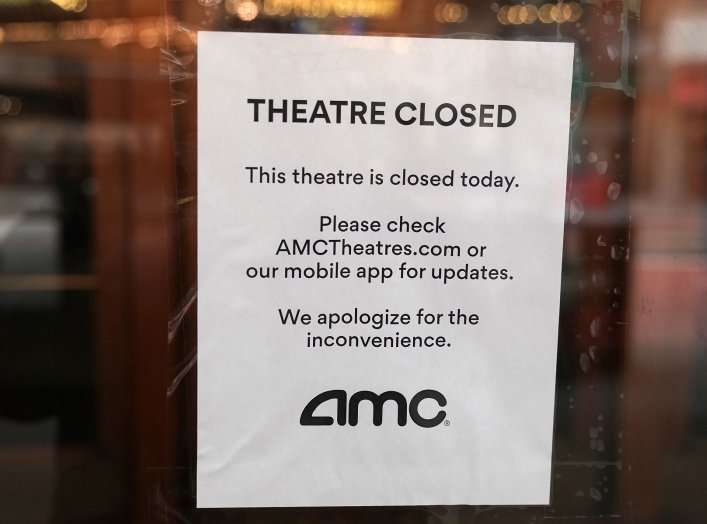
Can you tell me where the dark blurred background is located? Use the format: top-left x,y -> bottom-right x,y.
0,0 -> 705,522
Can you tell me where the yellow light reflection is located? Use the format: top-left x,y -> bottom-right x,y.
138,27 -> 160,48
225,0 -> 261,20
333,0 -> 354,17
238,1 -> 260,20
538,3 -> 554,24
4,22 -> 53,43
519,5 -> 538,24
497,5 -> 510,25
507,5 -> 521,25
0,17 -> 174,47
100,18 -> 133,48
568,2 -> 583,22
261,0 -> 400,19
499,2 -> 582,26
550,4 -> 565,23
434,3 -> 468,23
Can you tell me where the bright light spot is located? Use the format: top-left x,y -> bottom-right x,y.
50,0 -> 87,12
226,0 -> 260,21
239,0 -> 260,20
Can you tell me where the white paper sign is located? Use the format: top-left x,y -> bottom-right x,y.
197,32 -> 574,508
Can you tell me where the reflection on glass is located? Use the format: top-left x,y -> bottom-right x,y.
0,0 -> 705,522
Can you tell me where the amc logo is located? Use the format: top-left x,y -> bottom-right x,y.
300,389 -> 447,428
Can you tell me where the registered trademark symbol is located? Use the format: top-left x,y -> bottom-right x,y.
444,420 -> 450,426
